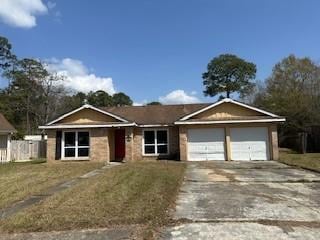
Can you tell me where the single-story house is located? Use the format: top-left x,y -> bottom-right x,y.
39,98 -> 285,163
0,113 -> 16,163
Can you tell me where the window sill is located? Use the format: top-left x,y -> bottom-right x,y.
142,153 -> 169,157
61,157 -> 90,161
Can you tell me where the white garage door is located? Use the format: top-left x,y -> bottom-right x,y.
230,127 -> 269,161
187,128 -> 225,161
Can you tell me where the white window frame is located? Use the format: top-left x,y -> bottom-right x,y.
142,129 -> 169,156
61,130 -> 90,160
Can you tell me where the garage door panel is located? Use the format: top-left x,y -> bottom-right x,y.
187,128 -> 225,161
230,127 -> 269,161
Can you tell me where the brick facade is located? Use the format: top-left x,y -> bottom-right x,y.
46,130 -> 56,163
45,124 -> 279,162
90,128 -> 110,162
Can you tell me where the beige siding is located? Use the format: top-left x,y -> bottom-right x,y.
192,102 -> 264,120
59,108 -> 121,124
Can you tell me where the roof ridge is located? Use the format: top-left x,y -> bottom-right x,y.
102,102 -> 211,109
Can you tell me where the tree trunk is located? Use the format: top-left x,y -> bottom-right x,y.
226,91 -> 230,98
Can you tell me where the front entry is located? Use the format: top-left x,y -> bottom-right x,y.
115,129 -> 126,160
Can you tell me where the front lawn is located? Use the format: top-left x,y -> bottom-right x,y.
279,150 -> 320,172
0,161 -> 186,238
0,161 -> 103,210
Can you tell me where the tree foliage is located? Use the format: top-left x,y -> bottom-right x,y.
112,92 -> 133,106
203,54 -> 256,98
0,36 -> 16,72
0,35 -> 134,137
147,101 -> 162,105
253,55 -> 320,134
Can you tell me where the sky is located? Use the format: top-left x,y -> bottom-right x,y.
0,0 -> 319,105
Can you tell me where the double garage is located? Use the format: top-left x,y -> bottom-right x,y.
187,127 -> 270,161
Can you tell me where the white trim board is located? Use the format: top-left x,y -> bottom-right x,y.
175,118 -> 286,125
179,98 -> 282,121
39,123 -> 136,129
46,104 -> 129,126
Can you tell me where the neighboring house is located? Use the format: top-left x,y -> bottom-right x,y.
39,98 -> 285,163
0,113 -> 16,163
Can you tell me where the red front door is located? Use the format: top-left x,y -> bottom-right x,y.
115,129 -> 125,160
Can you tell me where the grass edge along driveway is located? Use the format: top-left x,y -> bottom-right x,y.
279,150 -> 320,172
0,161 -> 186,239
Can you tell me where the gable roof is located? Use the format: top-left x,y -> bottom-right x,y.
46,104 -> 130,126
40,98 -> 285,129
102,103 -> 210,125
0,113 -> 16,133
179,98 -> 282,121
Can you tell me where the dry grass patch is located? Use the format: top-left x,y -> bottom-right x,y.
0,161 -> 103,210
0,161 -> 186,234
279,150 -> 320,172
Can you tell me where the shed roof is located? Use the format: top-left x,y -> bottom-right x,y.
0,113 -> 16,133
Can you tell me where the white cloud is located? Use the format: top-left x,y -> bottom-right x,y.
46,58 -> 116,95
133,100 -> 148,106
159,90 -> 200,104
0,0 -> 48,28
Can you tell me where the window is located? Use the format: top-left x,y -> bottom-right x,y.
63,131 -> 90,159
143,129 -> 168,155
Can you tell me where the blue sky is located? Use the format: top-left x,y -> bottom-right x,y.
0,0 -> 319,104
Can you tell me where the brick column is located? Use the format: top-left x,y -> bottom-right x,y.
46,130 -> 56,163
225,126 -> 231,161
269,125 -> 279,160
179,126 -> 188,161
124,127 -> 134,162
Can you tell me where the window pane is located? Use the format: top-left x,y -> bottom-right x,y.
145,145 -> 155,154
65,148 -> 75,157
78,132 -> 89,146
144,131 -> 155,144
157,130 -> 168,144
157,145 -> 168,154
78,148 -> 89,157
65,132 -> 76,147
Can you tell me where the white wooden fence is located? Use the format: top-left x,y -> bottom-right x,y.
0,149 -> 7,163
10,140 -> 46,162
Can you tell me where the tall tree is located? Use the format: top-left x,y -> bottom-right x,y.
87,90 -> 113,107
202,54 -> 256,98
0,36 -> 16,72
112,92 -> 133,106
254,55 -> 320,132
5,59 -> 49,134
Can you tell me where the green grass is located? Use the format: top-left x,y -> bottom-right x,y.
0,161 -> 186,236
0,161 -> 103,210
279,150 -> 320,172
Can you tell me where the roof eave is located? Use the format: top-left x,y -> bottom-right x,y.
39,122 -> 137,129
174,118 -> 286,125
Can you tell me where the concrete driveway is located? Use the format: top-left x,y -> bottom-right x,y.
162,161 -> 320,240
